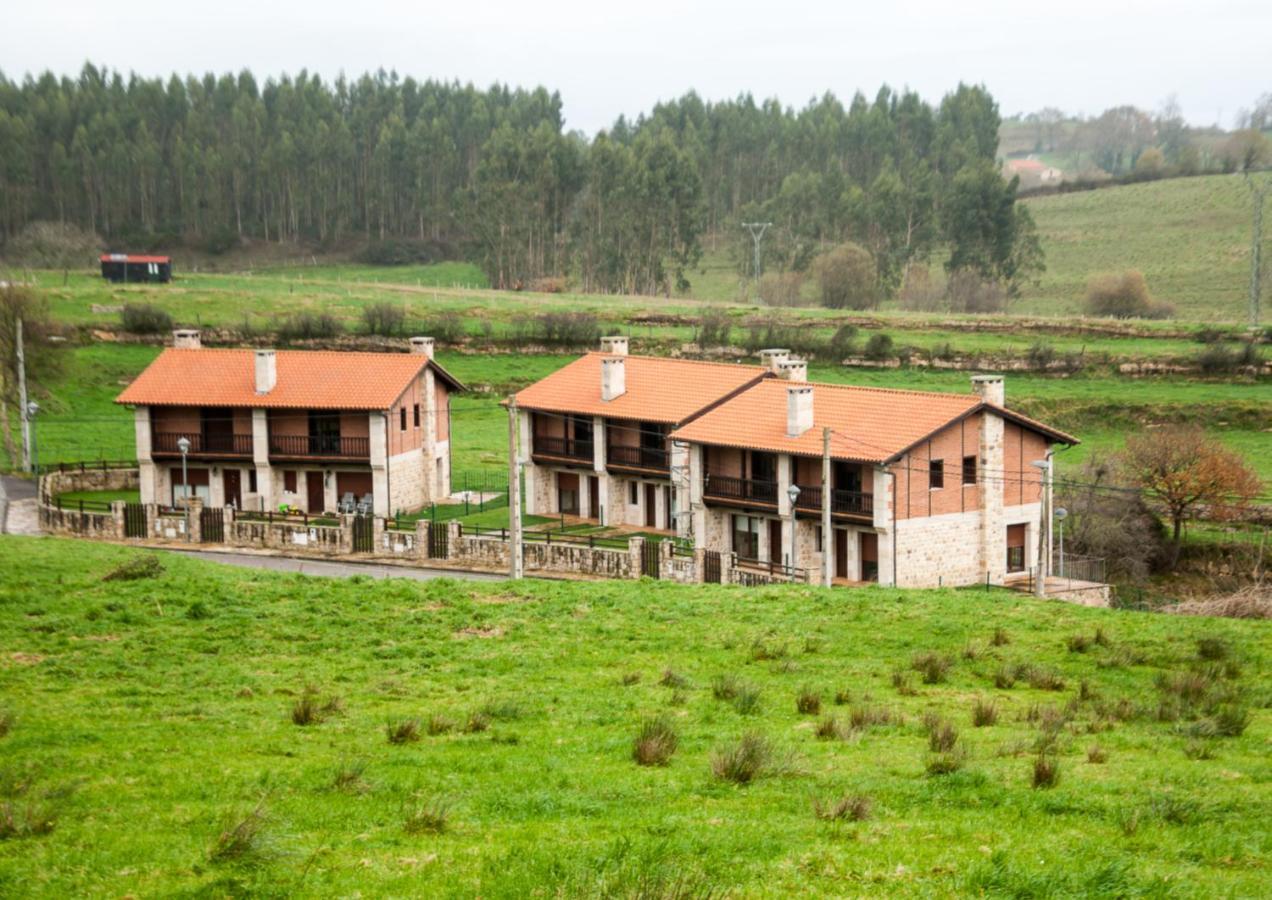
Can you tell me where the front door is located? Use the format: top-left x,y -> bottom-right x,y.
769,519 -> 783,567
558,472 -> 580,515
1006,524 -> 1027,573
307,472 -> 325,513
588,476 -> 599,521
223,468 -> 242,510
644,483 -> 656,528
860,532 -> 878,582
835,529 -> 849,579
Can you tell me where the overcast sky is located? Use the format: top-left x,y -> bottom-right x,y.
3,0 -> 1268,133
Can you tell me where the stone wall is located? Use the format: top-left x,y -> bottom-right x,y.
41,465 -> 138,499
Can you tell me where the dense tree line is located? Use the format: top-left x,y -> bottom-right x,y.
0,65 -> 1037,296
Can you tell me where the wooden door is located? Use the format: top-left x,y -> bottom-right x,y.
860,532 -> 878,582
769,519 -> 783,566
307,472 -> 325,513
588,476 -> 599,521
835,529 -> 849,579
644,483 -> 656,528
223,469 -> 242,510
1006,524 -> 1027,572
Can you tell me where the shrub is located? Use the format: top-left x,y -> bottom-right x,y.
102,554 -> 164,582
695,310 -> 733,350
402,794 -> 452,834
355,237 -> 438,266
796,688 -> 822,716
898,263 -> 943,311
813,793 -> 872,822
945,270 -> 1008,314
711,732 -> 775,784
863,333 -> 894,361
1026,342 -> 1055,371
361,301 -> 405,336
277,311 -> 342,342
1087,744 -> 1108,764
760,270 -> 805,307
528,276 -> 567,294
813,242 -> 878,310
911,652 -> 952,684
1197,342 -> 1262,374
632,715 -> 679,766
971,698 -> 999,727
386,718 -> 421,744
120,303 -> 173,335
418,310 -> 466,343
511,312 -> 601,348
1032,754 -> 1060,789
1085,270 -> 1172,319
209,802 -> 267,863
828,324 -> 858,358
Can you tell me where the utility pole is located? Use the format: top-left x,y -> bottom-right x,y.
741,222 -> 772,300
508,395 -> 524,579
16,318 -> 30,472
821,427 -> 832,587
1245,173 -> 1269,328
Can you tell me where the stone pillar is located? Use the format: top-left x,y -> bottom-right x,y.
187,498 -> 203,543
252,409 -> 272,511
694,547 -> 707,584
688,443 -> 706,549
629,536 -> 645,579
369,413 -> 389,517
592,416 -> 606,472
111,500 -> 126,540
873,465 -> 895,587
980,414 -> 1006,585
415,519 -> 430,561
134,406 -> 152,461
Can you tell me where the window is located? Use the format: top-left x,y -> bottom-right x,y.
248,469 -> 258,492
413,403 -> 420,428
963,455 -> 978,485
400,407 -> 407,431
814,526 -> 823,553
629,481 -> 639,505
929,458 -> 944,490
731,514 -> 761,560
284,470 -> 297,493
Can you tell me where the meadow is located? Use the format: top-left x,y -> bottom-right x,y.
0,538 -> 1267,897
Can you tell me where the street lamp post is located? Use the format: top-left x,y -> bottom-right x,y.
25,402 -> 40,481
177,435 -> 191,541
1054,507 -> 1068,579
785,483 -> 801,571
1029,457 -> 1052,597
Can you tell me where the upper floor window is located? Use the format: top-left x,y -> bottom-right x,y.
929,458 -> 944,490
400,408 -> 407,431
963,455 -> 978,485
413,403 -> 420,428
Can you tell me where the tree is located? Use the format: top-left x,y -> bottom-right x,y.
1221,130 -> 1272,173
813,243 -> 877,309
942,161 -> 1043,295
1060,455 -> 1166,581
1134,147 -> 1166,178
3,221 -> 100,283
1120,426 -> 1262,563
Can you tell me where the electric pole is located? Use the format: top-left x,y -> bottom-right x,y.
821,427 -> 832,587
1245,173 -> 1269,328
16,318 -> 31,472
507,395 -> 524,580
741,222 -> 772,301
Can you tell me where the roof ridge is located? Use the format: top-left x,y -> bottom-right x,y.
764,378 -> 978,402
583,351 -> 766,372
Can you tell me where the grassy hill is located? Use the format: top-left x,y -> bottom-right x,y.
1020,175 -> 1258,320
0,538 -> 1267,896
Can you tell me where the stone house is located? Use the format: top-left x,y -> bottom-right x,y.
511,337 -> 777,531
669,356 -> 1077,587
115,330 -> 464,517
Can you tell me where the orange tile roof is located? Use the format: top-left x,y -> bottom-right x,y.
512,353 -> 767,424
115,348 -> 463,410
670,380 -> 1076,462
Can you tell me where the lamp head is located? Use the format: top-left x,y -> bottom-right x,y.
176,436 -> 191,454
787,484 -> 801,505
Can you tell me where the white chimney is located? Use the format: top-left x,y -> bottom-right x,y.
409,336 -> 435,359
172,329 -> 201,350
601,356 -> 626,401
255,350 -> 277,394
600,335 -> 629,356
971,374 -> 1005,406
759,348 -> 790,373
787,385 -> 814,437
777,358 -> 807,382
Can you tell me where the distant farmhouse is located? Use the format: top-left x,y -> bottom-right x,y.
1003,157 -> 1062,187
101,253 -> 173,283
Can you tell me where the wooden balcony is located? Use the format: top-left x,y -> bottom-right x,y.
268,434 -> 370,460
703,474 -> 778,507
152,431 -> 253,458
606,444 -> 669,474
532,435 -> 594,466
793,484 -> 873,520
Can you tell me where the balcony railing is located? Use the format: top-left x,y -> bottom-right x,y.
703,474 -> 778,504
532,435 -> 594,462
607,444 -> 669,471
794,485 -> 873,517
153,432 -> 253,456
268,434 -> 370,458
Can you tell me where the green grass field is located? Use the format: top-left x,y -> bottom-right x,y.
0,538 -> 1267,896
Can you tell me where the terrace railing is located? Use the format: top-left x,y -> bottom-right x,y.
153,432 -> 253,456
532,436 -> 594,462
268,435 -> 370,458
793,485 -> 873,517
606,444 -> 669,471
703,474 -> 778,504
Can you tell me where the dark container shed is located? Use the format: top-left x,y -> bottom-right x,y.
100,254 -> 173,283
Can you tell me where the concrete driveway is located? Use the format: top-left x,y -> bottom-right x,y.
0,474 -> 39,536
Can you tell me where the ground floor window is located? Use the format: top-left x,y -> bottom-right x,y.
558,472 -> 580,515
1006,523 -> 1027,573
171,467 -> 210,504
732,514 -> 761,560
860,531 -> 879,582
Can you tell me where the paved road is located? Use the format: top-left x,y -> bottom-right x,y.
160,549 -> 507,582
0,474 -> 39,536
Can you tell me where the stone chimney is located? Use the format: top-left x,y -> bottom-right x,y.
255,350 -> 277,394
599,335 -> 629,356
172,329 -> 201,350
971,374 -> 1005,407
759,348 -> 790,373
777,358 -> 807,382
787,385 -> 814,437
409,336 -> 435,359
601,356 -> 626,401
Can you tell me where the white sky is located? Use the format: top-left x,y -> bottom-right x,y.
2,0 -> 1268,133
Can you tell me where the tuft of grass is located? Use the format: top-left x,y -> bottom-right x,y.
1157,669 -> 1212,706
833,688 -> 853,706
731,683 -> 763,716
1025,666 -> 1066,691
0,800 -> 56,840
0,711 -> 13,739
962,641 -> 983,661
750,636 -> 788,661
911,651 -> 953,684
891,670 -> 918,696
463,712 -> 491,734
386,718 -> 421,744
712,674 -> 740,700
971,698 -> 999,727
209,802 -> 267,863
925,715 -> 959,753
1066,634 -> 1092,654
813,793 -> 872,822
991,627 -> 1010,647
659,668 -> 688,689
426,714 -> 455,736
1184,738 -> 1217,761
802,636 -> 823,654
814,717 -> 848,741
1032,754 -> 1060,789
1093,627 -> 1111,647
1196,636 -> 1230,661
993,664 -> 1020,690
632,715 -> 679,767
925,751 -> 965,776
402,794 -> 453,835
850,705 -> 896,730
621,672 -> 642,686
102,554 -> 164,582
331,759 -> 370,793
185,600 -> 212,620
796,688 -> 822,716
1078,679 -> 1099,702
1087,744 -> 1108,764
711,732 -> 776,785
1208,703 -> 1250,737
291,693 -> 321,727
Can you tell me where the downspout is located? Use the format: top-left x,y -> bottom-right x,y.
891,466 -> 898,587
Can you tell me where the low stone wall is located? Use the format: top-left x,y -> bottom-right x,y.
446,524 -> 640,579
41,464 -> 138,500
231,517 -> 347,553
39,504 -> 120,539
